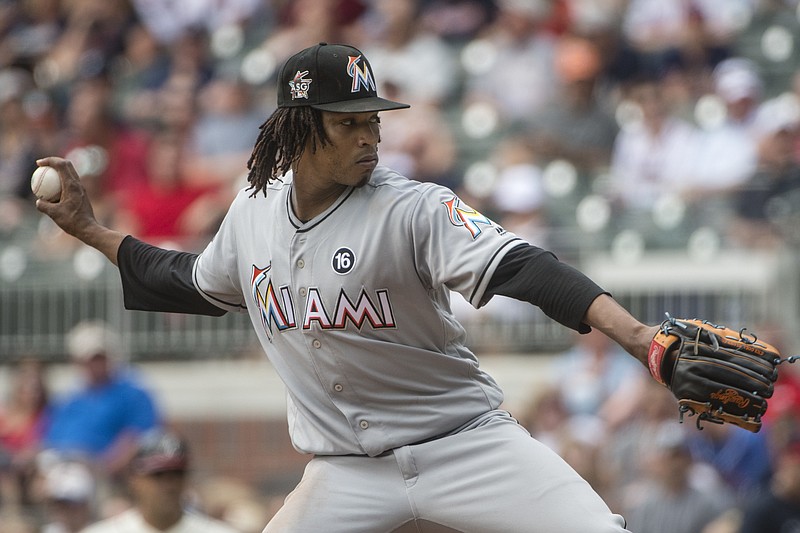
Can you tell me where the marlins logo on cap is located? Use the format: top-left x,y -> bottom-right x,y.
347,55 -> 375,93
277,42 -> 410,113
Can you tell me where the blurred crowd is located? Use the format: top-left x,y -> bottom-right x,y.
521,327 -> 800,533
0,320 -> 276,532
2,321 -> 800,532
2,0 -> 800,531
0,0 -> 798,259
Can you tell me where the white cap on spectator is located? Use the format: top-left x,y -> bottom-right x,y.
492,164 -> 545,214
44,461 -> 95,503
754,94 -> 800,139
66,320 -> 121,362
713,58 -> 762,102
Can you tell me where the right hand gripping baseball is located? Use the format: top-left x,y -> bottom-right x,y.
647,315 -> 781,432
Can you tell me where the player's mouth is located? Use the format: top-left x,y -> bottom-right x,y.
356,154 -> 378,167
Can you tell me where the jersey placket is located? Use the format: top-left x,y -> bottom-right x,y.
289,229 -> 381,454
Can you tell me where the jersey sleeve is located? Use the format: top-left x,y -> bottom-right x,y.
410,185 -> 525,308
117,236 -> 226,316
192,193 -> 248,313
486,243 -> 609,332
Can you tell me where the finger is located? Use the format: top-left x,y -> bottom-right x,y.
36,157 -> 84,206
36,157 -> 81,186
33,157 -> 80,215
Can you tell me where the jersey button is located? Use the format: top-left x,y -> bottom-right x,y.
299,287 -> 307,297
333,384 -> 343,392
297,259 -> 305,269
312,339 -> 321,349
359,420 -> 369,430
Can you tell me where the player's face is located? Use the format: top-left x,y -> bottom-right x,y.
304,111 -> 381,188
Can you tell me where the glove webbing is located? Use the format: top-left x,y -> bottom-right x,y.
661,313 -> 769,351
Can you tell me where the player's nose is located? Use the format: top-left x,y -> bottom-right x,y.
358,124 -> 380,146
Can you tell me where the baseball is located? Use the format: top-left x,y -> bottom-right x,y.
31,165 -> 61,202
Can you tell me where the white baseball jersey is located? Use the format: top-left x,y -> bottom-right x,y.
80,508 -> 238,533
193,166 -> 526,457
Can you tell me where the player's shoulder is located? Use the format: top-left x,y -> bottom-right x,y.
367,166 -> 449,199
229,173 -> 290,207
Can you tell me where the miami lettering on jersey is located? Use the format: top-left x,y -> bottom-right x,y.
347,55 -> 376,93
442,196 -> 495,239
251,265 -> 396,340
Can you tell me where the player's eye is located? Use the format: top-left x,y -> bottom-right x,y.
369,115 -> 381,124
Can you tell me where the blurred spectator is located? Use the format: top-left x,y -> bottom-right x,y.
0,359 -> 50,509
525,36 -> 619,173
80,429 -> 239,533
39,460 -> 96,533
732,0 -> 800,95
686,421 -> 773,504
41,320 -> 162,481
518,385 -> 571,458
36,0 -> 134,88
373,82 -> 460,188
419,0 -> 499,44
0,0 -> 61,71
609,75 -> 701,211
359,0 -> 459,107
254,0 -> 367,76
518,378 -> 612,499
622,423 -> 733,533
690,58 -> 763,200
0,510 -> 38,533
129,0 -> 265,46
0,68 -> 38,200
461,0 -> 560,128
160,27 -> 215,98
488,134 -> 547,245
596,379 -> 726,512
620,0 -> 690,73
730,93 -> 800,249
738,436 -> 800,533
620,0 -> 743,78
195,476 -> 272,533
59,75 -> 151,199
115,130 -> 227,247
182,75 -> 264,189
108,22 -> 172,130
547,328 -> 648,420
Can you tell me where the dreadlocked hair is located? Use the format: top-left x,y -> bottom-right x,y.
246,107 -> 328,197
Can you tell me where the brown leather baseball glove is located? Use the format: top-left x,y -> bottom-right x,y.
647,315 -> 781,432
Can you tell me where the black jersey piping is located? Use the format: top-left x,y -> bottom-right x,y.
468,237 -> 523,304
192,262 -> 247,310
286,185 -> 357,232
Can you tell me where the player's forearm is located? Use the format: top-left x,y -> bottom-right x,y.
582,294 -> 657,366
73,223 -> 126,266
33,156 -> 125,265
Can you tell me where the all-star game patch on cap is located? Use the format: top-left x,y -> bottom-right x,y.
278,42 -> 410,113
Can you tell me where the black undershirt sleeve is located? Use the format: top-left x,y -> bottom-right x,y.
117,235 -> 227,316
484,243 -> 608,333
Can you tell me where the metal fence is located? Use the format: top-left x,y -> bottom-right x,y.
1,244 -> 797,362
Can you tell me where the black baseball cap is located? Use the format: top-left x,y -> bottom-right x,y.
277,42 -> 410,113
